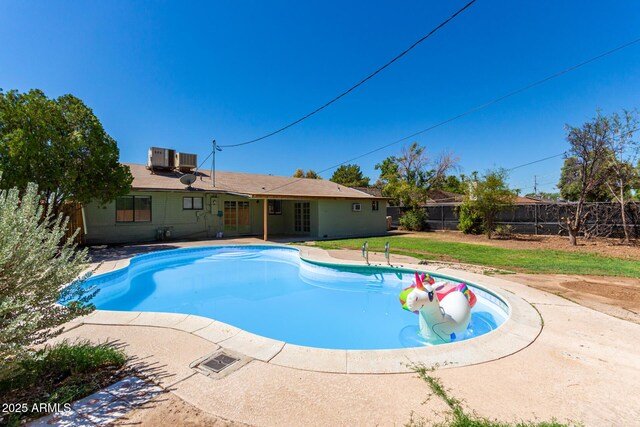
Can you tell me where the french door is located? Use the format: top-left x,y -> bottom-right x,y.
294,202 -> 310,233
224,200 -> 251,234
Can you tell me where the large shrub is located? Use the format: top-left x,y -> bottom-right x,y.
461,169 -> 516,239
399,208 -> 428,231
457,204 -> 484,235
0,182 -> 95,377
0,340 -> 126,425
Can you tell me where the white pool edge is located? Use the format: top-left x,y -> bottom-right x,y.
70,243 -> 542,374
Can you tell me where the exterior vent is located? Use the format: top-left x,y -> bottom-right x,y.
175,152 -> 197,171
148,147 -> 175,170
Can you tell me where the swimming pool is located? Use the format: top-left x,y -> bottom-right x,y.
81,246 -> 509,350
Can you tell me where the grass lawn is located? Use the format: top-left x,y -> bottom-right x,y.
312,236 -> 640,278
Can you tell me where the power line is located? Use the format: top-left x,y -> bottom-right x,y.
218,0 -> 477,148
259,36 -> 640,195
505,152 -> 566,172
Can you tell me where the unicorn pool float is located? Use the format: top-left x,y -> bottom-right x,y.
399,272 -> 477,343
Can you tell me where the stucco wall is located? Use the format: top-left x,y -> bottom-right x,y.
83,191 -> 382,245
317,199 -> 387,239
84,191 -> 218,244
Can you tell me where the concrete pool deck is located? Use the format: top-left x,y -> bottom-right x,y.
55,238 -> 640,426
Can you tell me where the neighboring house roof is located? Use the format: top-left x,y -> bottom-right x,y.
124,163 -> 384,200
514,196 -> 545,204
350,186 -> 384,197
424,190 -> 464,204
420,192 -> 545,206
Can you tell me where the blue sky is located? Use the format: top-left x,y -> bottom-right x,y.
1,1 -> 639,194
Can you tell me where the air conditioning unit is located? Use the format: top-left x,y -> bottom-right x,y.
175,152 -> 197,171
148,147 -> 175,169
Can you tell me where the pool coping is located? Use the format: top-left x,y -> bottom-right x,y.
72,243 -> 542,374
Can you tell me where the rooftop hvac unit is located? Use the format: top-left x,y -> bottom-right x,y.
175,152 -> 197,171
148,147 -> 175,169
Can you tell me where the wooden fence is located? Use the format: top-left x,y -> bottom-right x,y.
61,202 -> 85,244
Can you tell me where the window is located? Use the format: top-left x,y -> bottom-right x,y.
116,196 -> 151,222
183,196 -> 203,210
372,200 -> 379,211
268,200 -> 282,215
352,203 -> 361,212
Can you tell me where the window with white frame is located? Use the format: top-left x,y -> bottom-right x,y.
183,196 -> 203,210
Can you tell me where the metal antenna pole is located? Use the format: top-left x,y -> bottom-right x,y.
212,139 -> 216,188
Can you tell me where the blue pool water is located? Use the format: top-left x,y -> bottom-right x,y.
82,246 -> 508,350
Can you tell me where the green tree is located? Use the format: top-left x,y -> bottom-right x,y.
375,142 -> 456,207
305,169 -> 321,179
0,89 -> 132,214
558,157 -> 610,202
433,174 -> 472,194
460,169 -> 516,239
292,168 -> 321,179
602,110 -> 639,243
0,181 -> 95,377
330,164 -> 370,187
559,112 -> 616,245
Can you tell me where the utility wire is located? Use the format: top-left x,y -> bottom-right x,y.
505,152 -> 566,172
315,37 -> 640,173
258,36 -> 640,195
218,0 -> 477,148
193,37 -> 638,191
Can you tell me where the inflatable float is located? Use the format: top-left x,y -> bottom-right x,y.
399,272 -> 474,343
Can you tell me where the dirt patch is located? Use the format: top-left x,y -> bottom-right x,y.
562,280 -> 640,307
396,231 -> 640,260
113,392 -> 246,427
511,273 -> 640,324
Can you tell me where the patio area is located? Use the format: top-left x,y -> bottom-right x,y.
54,238 -> 640,426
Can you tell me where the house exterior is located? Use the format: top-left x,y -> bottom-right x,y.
82,163 -> 388,245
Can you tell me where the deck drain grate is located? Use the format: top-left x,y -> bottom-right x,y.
200,353 -> 240,373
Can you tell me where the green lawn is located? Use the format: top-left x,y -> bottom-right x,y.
312,236 -> 640,278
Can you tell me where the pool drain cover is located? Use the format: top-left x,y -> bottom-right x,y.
200,353 -> 240,373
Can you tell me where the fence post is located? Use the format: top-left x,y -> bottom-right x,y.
441,205 -> 445,230
534,204 -> 538,235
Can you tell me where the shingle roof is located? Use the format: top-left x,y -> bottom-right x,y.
350,186 -> 384,197
514,196 -> 544,204
425,190 -> 464,203
125,163 -> 383,200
